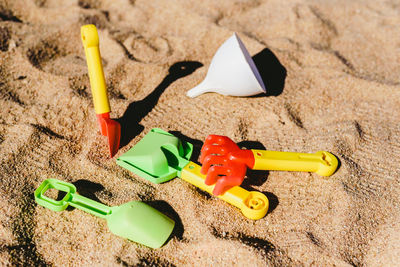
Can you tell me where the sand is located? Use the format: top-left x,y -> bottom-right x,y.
0,0 -> 400,266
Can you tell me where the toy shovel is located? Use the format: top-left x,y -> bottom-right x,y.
34,179 -> 175,248
200,135 -> 339,195
117,128 -> 269,220
81,24 -> 121,157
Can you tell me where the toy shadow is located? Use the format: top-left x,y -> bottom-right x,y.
117,61 -> 203,148
252,48 -> 287,97
73,179 -> 108,202
169,131 -> 203,164
144,200 -> 184,241
236,140 -> 270,188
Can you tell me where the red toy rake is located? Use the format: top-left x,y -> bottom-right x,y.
200,135 -> 339,195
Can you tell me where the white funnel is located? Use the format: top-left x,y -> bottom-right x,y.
187,33 -> 266,98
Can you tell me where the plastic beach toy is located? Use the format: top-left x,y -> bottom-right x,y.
116,128 -> 269,220
186,33 -> 266,98
81,24 -> 121,157
200,135 -> 339,195
34,179 -> 175,248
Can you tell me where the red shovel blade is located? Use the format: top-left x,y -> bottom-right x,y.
97,113 -> 121,158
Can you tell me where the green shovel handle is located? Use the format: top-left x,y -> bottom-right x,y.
69,193 -> 111,219
35,179 -> 111,219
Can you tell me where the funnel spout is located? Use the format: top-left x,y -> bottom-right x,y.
186,80 -> 211,98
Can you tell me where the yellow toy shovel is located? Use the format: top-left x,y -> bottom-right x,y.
81,24 -> 121,157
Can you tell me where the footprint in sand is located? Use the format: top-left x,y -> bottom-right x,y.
26,30 -> 87,77
122,35 -> 172,64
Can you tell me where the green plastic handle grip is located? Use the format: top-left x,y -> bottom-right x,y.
34,178 -> 111,218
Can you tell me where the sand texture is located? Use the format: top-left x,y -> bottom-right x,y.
1,0 -> 400,266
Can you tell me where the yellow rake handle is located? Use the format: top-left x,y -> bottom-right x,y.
81,24 -> 110,115
251,150 -> 338,176
181,162 -> 269,220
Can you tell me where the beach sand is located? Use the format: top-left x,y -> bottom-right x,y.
0,0 -> 399,266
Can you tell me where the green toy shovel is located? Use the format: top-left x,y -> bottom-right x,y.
34,179 -> 175,248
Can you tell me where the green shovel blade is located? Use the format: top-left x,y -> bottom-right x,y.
117,128 -> 193,183
108,201 -> 175,249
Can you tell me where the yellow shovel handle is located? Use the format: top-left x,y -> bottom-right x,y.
181,162 -> 269,220
251,150 -> 338,176
81,24 -> 110,115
